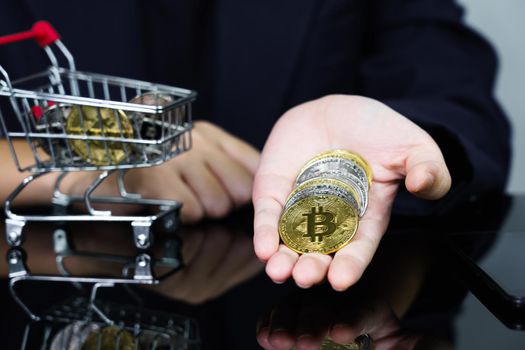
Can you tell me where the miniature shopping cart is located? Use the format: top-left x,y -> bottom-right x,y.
0,21 -> 197,340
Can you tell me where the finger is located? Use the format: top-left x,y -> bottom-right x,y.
295,334 -> 324,350
196,121 -> 261,174
267,296 -> 302,350
206,149 -> 254,206
224,235 -> 264,288
178,227 -> 205,266
327,218 -> 384,291
405,147 -> 451,200
175,227 -> 234,304
170,179 -> 205,223
292,254 -> 332,288
268,330 -> 296,350
253,173 -> 293,261
327,183 -> 393,291
265,245 -> 299,283
180,161 -> 234,218
257,327 -> 277,350
206,230 -> 262,297
124,166 -> 205,222
330,324 -> 361,345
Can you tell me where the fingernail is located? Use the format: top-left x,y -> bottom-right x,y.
296,282 -> 311,289
272,279 -> 285,284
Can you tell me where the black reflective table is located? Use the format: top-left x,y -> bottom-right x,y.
1,195 -> 524,349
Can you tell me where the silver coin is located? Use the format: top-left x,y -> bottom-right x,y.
128,92 -> 178,159
35,103 -> 74,163
297,169 -> 368,216
296,156 -> 369,191
285,182 -> 360,214
296,157 -> 369,216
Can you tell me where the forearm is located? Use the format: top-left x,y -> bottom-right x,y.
0,139 -> 59,206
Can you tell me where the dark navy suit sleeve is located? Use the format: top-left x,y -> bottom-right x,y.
357,0 -> 511,214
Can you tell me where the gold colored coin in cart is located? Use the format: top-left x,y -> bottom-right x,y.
279,195 -> 358,254
66,106 -> 134,165
82,326 -> 134,350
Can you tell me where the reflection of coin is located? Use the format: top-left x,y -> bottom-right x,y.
35,103 -> 72,162
82,326 -> 135,350
50,322 -> 99,350
279,195 -> 358,254
292,336 -> 371,350
66,106 -> 134,165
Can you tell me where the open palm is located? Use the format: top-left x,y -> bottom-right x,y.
253,95 -> 451,291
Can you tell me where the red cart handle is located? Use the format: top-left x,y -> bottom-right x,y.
0,21 -> 60,48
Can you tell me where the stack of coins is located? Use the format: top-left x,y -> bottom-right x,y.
128,92 -> 175,158
35,103 -> 72,162
278,150 -> 372,254
66,106 -> 134,166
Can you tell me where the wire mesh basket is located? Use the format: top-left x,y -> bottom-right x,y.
0,21 -> 196,250
1,21 -> 194,328
20,296 -> 200,350
0,23 -> 195,173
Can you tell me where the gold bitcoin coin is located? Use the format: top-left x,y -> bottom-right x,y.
66,106 -> 134,165
300,150 -> 373,186
279,195 -> 358,254
82,326 -> 135,350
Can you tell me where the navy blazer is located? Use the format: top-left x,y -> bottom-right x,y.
0,0 -> 511,214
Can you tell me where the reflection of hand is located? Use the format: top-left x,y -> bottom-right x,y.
63,121 -> 260,223
152,223 -> 263,304
253,95 -> 451,290
256,286 -> 452,350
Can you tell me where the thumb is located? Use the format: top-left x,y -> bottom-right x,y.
405,147 -> 451,200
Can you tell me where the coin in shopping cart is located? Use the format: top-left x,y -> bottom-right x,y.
34,103 -> 72,162
279,195 -> 358,254
66,106 -> 134,166
82,326 -> 134,350
128,92 -> 175,140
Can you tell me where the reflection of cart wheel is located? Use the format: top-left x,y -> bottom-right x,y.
132,222 -> 153,249
134,254 -> 154,280
7,248 -> 28,275
161,206 -> 179,232
53,229 -> 85,291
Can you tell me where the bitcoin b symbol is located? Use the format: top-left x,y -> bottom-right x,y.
302,206 -> 336,243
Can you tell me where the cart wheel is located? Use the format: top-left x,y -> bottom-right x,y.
5,219 -> 26,246
7,248 -> 28,277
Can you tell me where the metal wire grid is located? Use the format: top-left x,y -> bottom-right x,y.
20,296 -> 200,350
0,67 -> 195,173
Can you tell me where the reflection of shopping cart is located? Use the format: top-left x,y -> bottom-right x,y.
21,296 -> 200,350
0,21 -> 197,341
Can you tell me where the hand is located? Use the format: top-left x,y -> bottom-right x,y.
63,121 -> 260,223
253,95 -> 451,290
256,286 -> 452,350
152,222 -> 263,304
